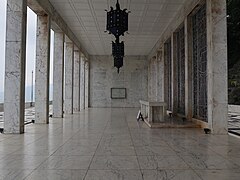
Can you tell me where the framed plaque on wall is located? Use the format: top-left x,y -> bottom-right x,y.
111,88 -> 126,99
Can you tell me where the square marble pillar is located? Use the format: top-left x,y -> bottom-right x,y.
171,34 -> 178,115
206,0 -> 228,134
73,50 -> 80,112
152,57 -> 157,101
184,18 -> 193,120
35,14 -> 51,124
4,0 -> 27,133
64,42 -> 74,114
80,55 -> 85,110
52,32 -> 64,118
148,60 -> 152,101
85,60 -> 89,108
156,50 -> 164,102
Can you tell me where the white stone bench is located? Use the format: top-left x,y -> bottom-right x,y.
140,100 -> 166,127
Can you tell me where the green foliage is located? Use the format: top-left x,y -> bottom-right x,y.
229,87 -> 240,104
227,0 -> 240,69
228,0 -> 240,104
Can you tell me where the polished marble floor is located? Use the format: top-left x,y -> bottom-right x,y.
0,108 -> 240,180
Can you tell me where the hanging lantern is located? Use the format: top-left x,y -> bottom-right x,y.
106,0 -> 129,73
106,0 -> 128,38
112,40 -> 124,73
112,40 -> 124,58
114,56 -> 123,74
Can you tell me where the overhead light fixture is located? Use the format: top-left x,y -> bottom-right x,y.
106,0 -> 129,73
112,40 -> 124,73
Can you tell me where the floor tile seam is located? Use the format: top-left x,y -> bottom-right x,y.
46,127 -> 84,157
124,108 -> 144,180
190,166 -> 206,180
27,167 -> 90,170
164,141 -> 197,175
133,145 -> 172,147
39,155 -> 94,157
20,169 -> 36,180
0,146 -> 39,160
187,167 -> 240,170
82,113 -> 112,180
176,153 -> 225,180
25,122 -> 83,174
138,167 -> 194,170
87,155 -> 140,157
207,146 -> 240,160
87,168 -> 142,171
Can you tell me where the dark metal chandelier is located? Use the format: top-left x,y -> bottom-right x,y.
106,0 -> 129,73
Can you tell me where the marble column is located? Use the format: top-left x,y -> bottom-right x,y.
171,34 -> 178,115
80,55 -> 85,110
52,32 -> 64,118
35,14 -> 51,124
4,0 -> 27,133
64,42 -> 74,114
206,0 -> 228,134
148,59 -> 151,101
85,60 -> 89,108
152,57 -> 157,101
156,50 -> 164,102
184,17 -> 193,120
73,50 -> 80,112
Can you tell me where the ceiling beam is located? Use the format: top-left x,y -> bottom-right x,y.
27,0 -> 89,59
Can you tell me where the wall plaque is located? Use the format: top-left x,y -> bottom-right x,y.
111,88 -> 126,99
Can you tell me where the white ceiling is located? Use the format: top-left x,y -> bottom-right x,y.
49,0 -> 187,56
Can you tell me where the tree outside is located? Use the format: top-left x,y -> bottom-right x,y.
227,0 -> 240,104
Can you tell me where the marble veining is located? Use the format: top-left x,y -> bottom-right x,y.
35,15 -> 50,124
80,56 -> 85,110
53,32 -> 64,118
64,42 -> 74,114
0,108 -> 240,180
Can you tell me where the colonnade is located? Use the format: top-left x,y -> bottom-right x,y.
4,0 -> 89,133
148,0 -> 228,134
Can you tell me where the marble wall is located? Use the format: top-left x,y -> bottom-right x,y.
147,0 -> 228,134
148,50 -> 165,103
90,56 -> 148,108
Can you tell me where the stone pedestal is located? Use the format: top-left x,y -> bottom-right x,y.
53,32 -> 64,118
206,0 -> 228,134
64,42 -> 74,114
80,55 -> 85,110
73,50 -> 80,112
35,15 -> 51,124
140,100 -> 167,126
4,0 -> 27,133
85,61 -> 89,108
